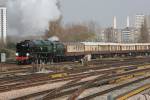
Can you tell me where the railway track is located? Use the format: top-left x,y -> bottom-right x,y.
0,64 -> 139,93
0,63 -> 32,77
0,57 -> 148,85
11,66 -> 150,100
78,76 -> 150,100
42,68 -> 149,100
63,57 -> 150,74
0,57 -> 149,99
0,58 -> 149,92
67,68 -> 150,100
0,56 -> 149,77
46,56 -> 150,66
115,84 -> 150,100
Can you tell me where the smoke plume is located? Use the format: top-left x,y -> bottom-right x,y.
7,0 -> 60,35
48,36 -> 59,42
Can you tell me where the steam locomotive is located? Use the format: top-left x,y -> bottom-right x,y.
16,40 -> 65,64
16,40 -> 150,64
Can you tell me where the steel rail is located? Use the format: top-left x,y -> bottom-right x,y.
78,76 -> 150,100
68,68 -> 150,100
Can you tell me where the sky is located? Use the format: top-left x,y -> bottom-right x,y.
61,0 -> 150,28
1,0 -> 150,28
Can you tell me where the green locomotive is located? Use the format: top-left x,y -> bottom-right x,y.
16,40 -> 65,64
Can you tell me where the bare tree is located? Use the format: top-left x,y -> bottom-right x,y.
46,18 -> 63,38
63,23 -> 95,41
45,21 -> 96,42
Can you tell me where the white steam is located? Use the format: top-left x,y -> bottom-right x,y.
7,0 -> 60,35
48,36 -> 59,42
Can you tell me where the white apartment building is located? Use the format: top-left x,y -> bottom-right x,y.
0,7 -> 7,44
135,14 -> 145,29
